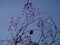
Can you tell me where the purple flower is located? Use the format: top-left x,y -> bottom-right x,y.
17,38 -> 23,43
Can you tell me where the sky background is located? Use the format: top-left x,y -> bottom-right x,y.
0,0 -> 60,45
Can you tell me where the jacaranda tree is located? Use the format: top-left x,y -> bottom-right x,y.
0,0 -> 60,45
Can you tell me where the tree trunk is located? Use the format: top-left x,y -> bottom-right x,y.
15,42 -> 17,45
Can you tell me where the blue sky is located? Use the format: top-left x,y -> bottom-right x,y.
0,0 -> 60,44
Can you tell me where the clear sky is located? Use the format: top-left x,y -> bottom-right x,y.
0,0 -> 60,45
